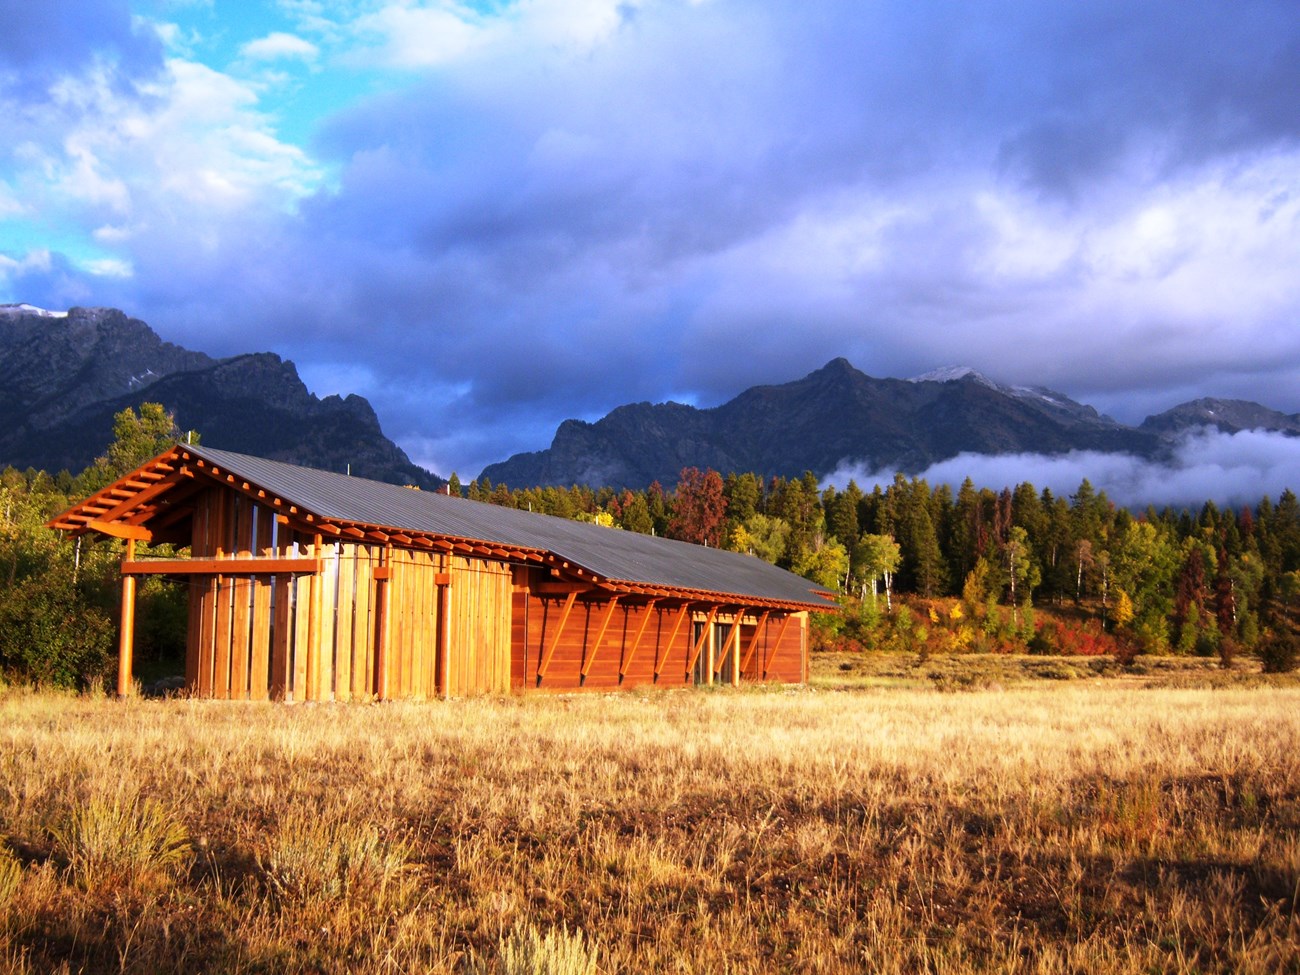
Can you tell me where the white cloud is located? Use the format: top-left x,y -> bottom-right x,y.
0,249 -> 52,275
344,0 -> 651,70
6,53 -> 323,249
828,430 -> 1300,511
0,180 -> 25,218
81,256 -> 133,277
516,0 -> 644,49
239,32 -> 320,63
350,2 -> 488,68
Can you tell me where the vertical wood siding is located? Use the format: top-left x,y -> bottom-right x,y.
181,486 -> 806,700
444,557 -> 513,695
184,488 -> 516,699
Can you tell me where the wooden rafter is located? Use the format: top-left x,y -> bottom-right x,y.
763,614 -> 794,679
536,591 -> 578,685
738,611 -> 771,672
714,614 -> 744,676
618,598 -> 658,682
538,582 -> 595,596
683,606 -> 718,679
88,520 -> 152,542
654,602 -> 693,680
122,557 -> 323,575
580,596 -> 621,681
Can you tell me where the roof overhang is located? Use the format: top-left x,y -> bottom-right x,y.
49,444 -> 839,614
49,444 -> 559,567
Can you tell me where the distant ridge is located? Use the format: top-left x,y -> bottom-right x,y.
480,358 -> 1166,489
1138,398 -> 1300,437
0,304 -> 441,488
479,359 -> 1300,489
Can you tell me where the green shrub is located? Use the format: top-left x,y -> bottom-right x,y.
0,572 -> 114,688
260,808 -> 412,909
52,793 -> 191,893
135,577 -> 189,666
482,924 -> 599,975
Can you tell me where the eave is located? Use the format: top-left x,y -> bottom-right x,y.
49,444 -> 838,613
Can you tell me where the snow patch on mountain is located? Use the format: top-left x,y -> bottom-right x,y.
911,364 -> 1055,405
0,303 -> 68,318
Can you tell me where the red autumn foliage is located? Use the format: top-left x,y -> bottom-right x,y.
1032,618 -> 1117,656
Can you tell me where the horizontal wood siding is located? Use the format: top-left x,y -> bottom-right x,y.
523,593 -> 697,691
741,611 -> 806,682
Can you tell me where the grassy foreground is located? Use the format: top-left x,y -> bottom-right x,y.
1,660 -> 1298,974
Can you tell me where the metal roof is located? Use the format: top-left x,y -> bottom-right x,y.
64,444 -> 835,610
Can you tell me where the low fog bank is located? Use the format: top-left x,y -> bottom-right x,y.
829,429 -> 1300,511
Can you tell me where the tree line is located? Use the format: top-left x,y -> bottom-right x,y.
2,403 -> 1297,689
452,466 -> 1300,666
1,405 -> 195,687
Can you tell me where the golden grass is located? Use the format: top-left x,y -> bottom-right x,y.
0,661 -> 1297,973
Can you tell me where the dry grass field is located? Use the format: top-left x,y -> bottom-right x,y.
1,656 -> 1299,974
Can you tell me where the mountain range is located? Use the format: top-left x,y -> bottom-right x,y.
5,303 -> 1298,491
480,361 -> 1300,488
0,304 -> 440,488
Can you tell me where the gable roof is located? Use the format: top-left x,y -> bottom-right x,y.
50,444 -> 836,611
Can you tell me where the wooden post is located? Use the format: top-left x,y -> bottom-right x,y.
306,533 -> 323,700
730,617 -> 741,686
799,611 -> 809,683
375,546 -> 392,700
655,603 -> 692,682
437,577 -> 450,700
117,539 -> 137,697
270,574 -> 291,700
536,591 -> 578,686
714,615 -> 742,684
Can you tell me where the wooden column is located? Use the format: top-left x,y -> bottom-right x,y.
763,614 -> 794,680
738,611 -> 770,676
305,533 -> 323,700
729,618 -> 741,687
654,603 -> 692,683
374,546 -> 392,700
685,606 -> 717,683
117,539 -> 137,697
437,577 -> 450,700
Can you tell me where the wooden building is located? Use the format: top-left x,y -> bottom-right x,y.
49,445 -> 835,700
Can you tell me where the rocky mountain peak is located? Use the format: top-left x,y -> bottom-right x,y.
0,303 -> 440,488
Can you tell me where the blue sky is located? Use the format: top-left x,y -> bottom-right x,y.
3,0 -> 1300,482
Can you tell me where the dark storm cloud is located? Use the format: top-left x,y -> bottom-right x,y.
9,0 -> 1300,477
0,0 -> 163,97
